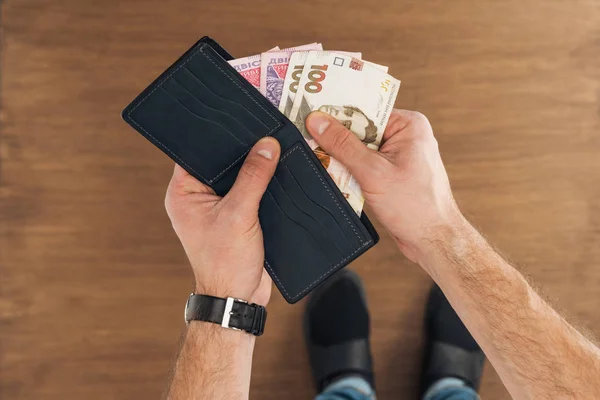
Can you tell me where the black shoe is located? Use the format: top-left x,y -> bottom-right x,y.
304,269 -> 374,392
421,284 -> 486,395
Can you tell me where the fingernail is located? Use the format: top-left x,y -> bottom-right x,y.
255,138 -> 277,160
257,149 -> 272,160
308,113 -> 330,135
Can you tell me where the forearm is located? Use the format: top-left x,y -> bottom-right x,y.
418,217 -> 600,399
166,323 -> 255,400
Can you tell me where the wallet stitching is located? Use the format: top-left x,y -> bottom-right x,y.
264,239 -> 372,301
126,42 -> 284,185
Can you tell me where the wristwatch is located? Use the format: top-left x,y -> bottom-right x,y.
184,293 -> 267,336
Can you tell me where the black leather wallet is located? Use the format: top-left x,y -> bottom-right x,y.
122,37 -> 379,303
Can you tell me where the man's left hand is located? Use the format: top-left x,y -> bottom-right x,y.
165,137 -> 281,306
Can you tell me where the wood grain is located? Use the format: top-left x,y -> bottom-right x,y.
1,0 -> 599,398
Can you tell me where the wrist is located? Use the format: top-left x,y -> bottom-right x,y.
412,213 -> 480,276
184,321 -> 256,385
194,282 -> 269,307
194,284 -> 244,300
187,319 -> 257,346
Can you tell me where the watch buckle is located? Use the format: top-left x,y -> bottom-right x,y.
221,297 -> 246,331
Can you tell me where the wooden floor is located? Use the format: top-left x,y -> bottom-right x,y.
2,1 -> 600,398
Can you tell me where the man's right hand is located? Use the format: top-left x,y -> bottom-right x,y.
308,109 -> 600,400
306,109 -> 465,265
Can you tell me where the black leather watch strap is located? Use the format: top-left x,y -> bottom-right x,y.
185,294 -> 267,336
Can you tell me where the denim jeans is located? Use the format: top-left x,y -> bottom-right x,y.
315,376 -> 479,400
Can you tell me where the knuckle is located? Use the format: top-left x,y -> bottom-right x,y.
167,170 -> 205,194
389,109 -> 411,126
407,111 -> 430,127
164,181 -> 182,216
404,111 -> 435,143
430,137 -> 441,153
164,188 -> 174,213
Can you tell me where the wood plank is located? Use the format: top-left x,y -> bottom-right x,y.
2,1 -> 599,398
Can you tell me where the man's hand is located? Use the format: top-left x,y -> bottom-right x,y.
309,109 -> 600,399
165,137 -> 280,400
165,137 -> 280,306
306,110 -> 462,265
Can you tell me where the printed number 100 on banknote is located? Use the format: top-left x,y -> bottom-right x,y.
288,52 -> 401,215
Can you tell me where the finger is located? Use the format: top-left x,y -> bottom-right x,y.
225,137 -> 281,213
168,164 -> 214,195
383,109 -> 433,143
305,111 -> 379,181
382,109 -> 412,142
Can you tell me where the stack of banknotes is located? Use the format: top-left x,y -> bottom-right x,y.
229,43 -> 400,216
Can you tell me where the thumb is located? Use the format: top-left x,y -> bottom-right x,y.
305,111 -> 379,182
225,137 -> 280,213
